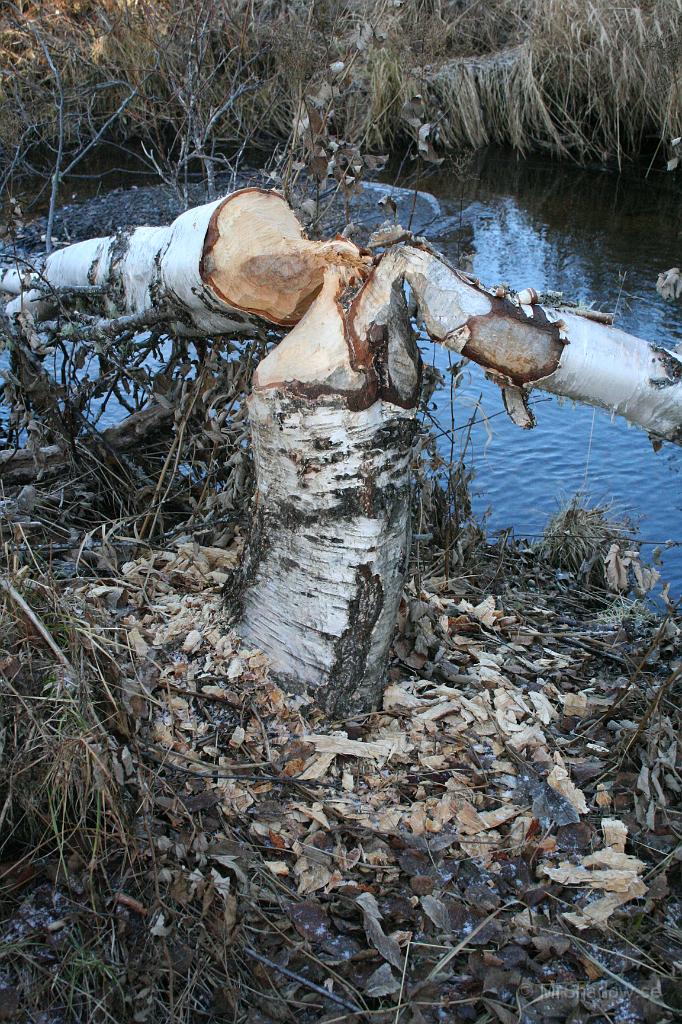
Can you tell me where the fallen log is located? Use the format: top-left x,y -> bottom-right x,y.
4,189 -> 681,713
0,188 -> 369,334
0,402 -> 174,485
372,246 -> 682,446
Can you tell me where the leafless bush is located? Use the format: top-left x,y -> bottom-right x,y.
2,0 -> 681,199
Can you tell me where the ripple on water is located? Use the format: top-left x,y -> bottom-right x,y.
388,149 -> 682,596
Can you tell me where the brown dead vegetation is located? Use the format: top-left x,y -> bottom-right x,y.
1,479 -> 680,1023
1,0 -> 682,197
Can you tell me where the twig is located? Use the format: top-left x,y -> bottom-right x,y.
25,19 -> 64,255
60,86 -> 141,180
0,577 -> 76,676
426,901 -> 519,980
139,370 -> 205,538
139,745 -> 328,787
394,937 -> 411,1023
569,307 -> 615,325
243,946 -> 363,1014
44,305 -> 173,344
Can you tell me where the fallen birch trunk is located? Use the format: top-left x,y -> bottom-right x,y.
0,188 -> 368,335
388,246 -> 682,446
4,189 -> 681,713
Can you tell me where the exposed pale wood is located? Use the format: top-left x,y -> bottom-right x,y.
4,189 -> 682,715
204,189 -> 369,325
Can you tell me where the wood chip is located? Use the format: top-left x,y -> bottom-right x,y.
304,733 -> 406,761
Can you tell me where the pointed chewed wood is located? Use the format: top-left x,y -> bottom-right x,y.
226,267 -> 420,715
253,270 -> 365,394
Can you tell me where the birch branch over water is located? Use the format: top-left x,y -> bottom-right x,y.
3,188 -> 680,444
384,246 -> 682,446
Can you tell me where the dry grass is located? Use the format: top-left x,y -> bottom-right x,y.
1,0 -> 681,189
0,572 -> 129,863
538,495 -> 629,589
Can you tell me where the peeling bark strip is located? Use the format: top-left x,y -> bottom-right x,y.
1,188 -> 368,335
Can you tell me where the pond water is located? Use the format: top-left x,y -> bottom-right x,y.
2,149 -> 681,596
386,150 -> 682,598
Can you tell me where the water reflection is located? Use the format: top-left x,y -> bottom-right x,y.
392,149 -> 682,595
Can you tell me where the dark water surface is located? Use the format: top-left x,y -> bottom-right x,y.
3,150 -> 681,594
389,150 -> 682,598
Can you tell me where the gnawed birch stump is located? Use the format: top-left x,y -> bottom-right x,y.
224,270 -> 421,715
3,189 -> 681,713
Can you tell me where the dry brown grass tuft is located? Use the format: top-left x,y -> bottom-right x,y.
1,0 -> 681,189
538,494 -> 629,589
0,572 -> 129,865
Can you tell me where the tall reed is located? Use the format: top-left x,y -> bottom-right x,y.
1,0 -> 680,182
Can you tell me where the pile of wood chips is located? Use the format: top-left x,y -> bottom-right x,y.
66,532 -> 680,1023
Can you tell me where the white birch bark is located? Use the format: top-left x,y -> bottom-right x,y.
2,199 -> 240,333
3,193 -> 680,446
5,189 -> 682,712
231,390 -> 415,714
0,188 -> 367,336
